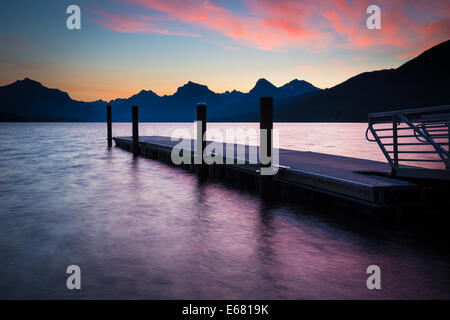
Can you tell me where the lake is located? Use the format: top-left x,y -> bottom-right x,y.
0,122 -> 449,299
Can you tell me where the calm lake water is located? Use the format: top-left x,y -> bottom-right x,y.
0,122 -> 449,299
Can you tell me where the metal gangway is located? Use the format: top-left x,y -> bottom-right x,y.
366,105 -> 450,180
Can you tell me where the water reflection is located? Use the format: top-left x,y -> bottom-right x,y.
0,123 -> 449,299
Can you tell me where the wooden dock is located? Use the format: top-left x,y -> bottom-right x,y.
107,100 -> 449,215
113,135 -> 430,210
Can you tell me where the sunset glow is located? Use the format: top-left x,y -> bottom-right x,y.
0,0 -> 448,101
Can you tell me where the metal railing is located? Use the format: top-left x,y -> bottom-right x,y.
366,105 -> 450,176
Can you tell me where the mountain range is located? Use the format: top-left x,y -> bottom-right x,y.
0,77 -> 319,122
108,78 -> 319,122
1,39 -> 449,122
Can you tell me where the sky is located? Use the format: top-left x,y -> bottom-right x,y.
0,0 -> 448,101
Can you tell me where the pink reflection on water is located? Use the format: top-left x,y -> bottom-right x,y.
1,123 -> 449,299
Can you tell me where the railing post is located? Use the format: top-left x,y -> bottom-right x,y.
107,104 -> 112,148
196,102 -> 207,176
132,105 -> 139,153
392,114 -> 398,175
260,97 -> 273,198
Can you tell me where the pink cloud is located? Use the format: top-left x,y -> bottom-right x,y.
90,10 -> 201,37
118,0 -> 331,50
318,0 -> 450,55
95,0 -> 449,56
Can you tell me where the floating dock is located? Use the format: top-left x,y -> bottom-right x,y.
108,100 -> 449,215
113,135 -> 435,211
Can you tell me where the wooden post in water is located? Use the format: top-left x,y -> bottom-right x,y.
132,106 -> 139,153
259,97 -> 273,198
196,102 -> 207,176
107,104 -> 112,148
447,123 -> 450,169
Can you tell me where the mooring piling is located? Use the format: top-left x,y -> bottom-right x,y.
196,102 -> 207,176
259,97 -> 273,197
447,122 -> 450,169
107,104 -> 112,148
132,105 -> 139,153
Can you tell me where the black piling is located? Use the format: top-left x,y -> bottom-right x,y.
107,104 -> 112,148
132,105 -> 139,153
447,123 -> 450,169
259,97 -> 273,198
196,102 -> 207,176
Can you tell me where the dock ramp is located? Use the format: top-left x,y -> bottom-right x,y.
367,105 -> 450,180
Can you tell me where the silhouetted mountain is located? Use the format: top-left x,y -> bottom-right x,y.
205,78 -> 320,121
248,78 -> 279,98
1,74 -> 317,121
222,39 -> 450,122
0,69 -> 310,121
106,78 -> 319,122
0,76 -> 319,122
109,89 -> 160,121
279,79 -> 320,96
113,89 -> 160,105
0,78 -> 102,121
173,81 -> 215,99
